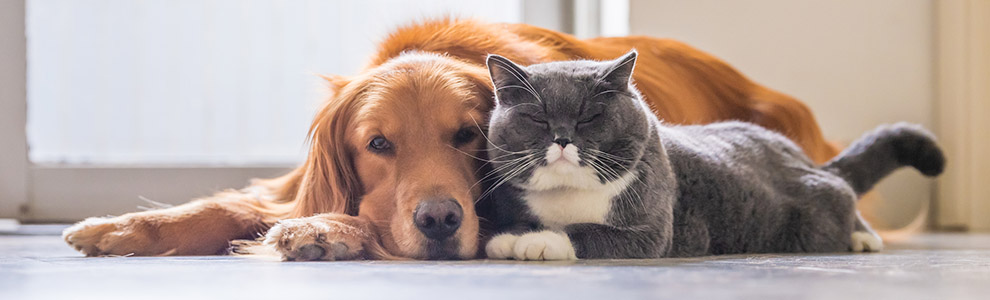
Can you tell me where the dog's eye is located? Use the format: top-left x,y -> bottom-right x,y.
453,128 -> 477,146
368,136 -> 392,153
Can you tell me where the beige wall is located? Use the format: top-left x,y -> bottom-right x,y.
629,0 -> 935,228
0,0 -> 27,218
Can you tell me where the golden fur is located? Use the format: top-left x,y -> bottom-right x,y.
64,19 -> 838,260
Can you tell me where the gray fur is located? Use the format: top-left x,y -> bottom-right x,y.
482,50 -> 946,258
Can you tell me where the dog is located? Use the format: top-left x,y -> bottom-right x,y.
63,19 -> 838,260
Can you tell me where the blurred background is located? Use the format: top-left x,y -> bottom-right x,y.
1,0 -> 987,232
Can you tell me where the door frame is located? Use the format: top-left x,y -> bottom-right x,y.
934,0 -> 990,231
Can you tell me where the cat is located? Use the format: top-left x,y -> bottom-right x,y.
479,50 -> 945,260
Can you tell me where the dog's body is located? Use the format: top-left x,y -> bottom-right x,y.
63,19 -> 837,260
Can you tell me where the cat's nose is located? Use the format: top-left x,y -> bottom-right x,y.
554,138 -> 571,147
414,199 -> 462,240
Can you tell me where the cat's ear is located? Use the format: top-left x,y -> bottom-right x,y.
486,54 -> 531,104
601,49 -> 638,86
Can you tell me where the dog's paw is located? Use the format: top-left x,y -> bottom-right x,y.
260,217 -> 368,261
63,217 -> 118,256
851,231 -> 884,252
512,230 -> 576,261
485,233 -> 520,259
63,216 -> 157,256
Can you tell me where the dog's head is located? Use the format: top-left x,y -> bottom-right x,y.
292,53 -> 493,259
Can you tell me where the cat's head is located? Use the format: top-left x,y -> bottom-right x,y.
485,50 -> 653,191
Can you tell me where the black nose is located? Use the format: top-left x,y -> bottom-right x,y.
554,138 -> 571,147
414,199 -> 463,240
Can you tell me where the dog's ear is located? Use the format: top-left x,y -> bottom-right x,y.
290,83 -> 363,217
318,74 -> 350,95
464,67 -> 496,112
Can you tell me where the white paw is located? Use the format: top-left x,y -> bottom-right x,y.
512,230 -> 577,261
851,231 -> 884,252
485,233 -> 520,259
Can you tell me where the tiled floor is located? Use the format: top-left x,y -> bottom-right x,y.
2,226 -> 989,300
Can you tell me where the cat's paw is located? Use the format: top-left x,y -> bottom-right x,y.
851,231 -> 883,252
485,233 -> 520,259
512,230 -> 577,261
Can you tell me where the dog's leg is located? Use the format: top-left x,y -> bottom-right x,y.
233,213 -> 391,261
63,190 -> 272,256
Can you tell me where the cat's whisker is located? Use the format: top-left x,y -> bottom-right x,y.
471,153 -> 541,196
586,157 -> 614,181
493,65 -> 543,104
478,156 -> 541,202
475,154 -> 538,184
493,61 -> 543,104
583,156 -> 636,211
591,152 -> 633,163
583,151 -> 639,205
584,148 -> 634,163
581,150 -> 628,173
446,145 -> 490,162
488,149 -> 538,161
487,153 -> 539,174
592,89 -> 625,98
587,155 -> 622,182
590,154 -> 645,209
468,114 -> 531,155
496,85 -> 542,102
448,145 -> 536,164
479,154 -> 539,182
464,149 -> 537,163
584,149 -> 628,161
501,102 -> 542,115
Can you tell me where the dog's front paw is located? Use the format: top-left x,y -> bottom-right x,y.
851,231 -> 883,252
63,217 -> 119,256
260,217 -> 369,261
512,231 -> 576,261
63,216 -> 158,256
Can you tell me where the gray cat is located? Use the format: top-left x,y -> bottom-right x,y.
480,50 -> 945,260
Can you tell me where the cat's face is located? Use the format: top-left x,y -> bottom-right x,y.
485,51 -> 651,192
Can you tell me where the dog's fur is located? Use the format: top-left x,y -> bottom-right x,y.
63,19 -> 838,260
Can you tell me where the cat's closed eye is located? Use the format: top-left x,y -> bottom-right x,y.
579,112 -> 601,125
526,113 -> 548,126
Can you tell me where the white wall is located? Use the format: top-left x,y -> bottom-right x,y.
629,0 -> 935,228
25,0 -> 522,166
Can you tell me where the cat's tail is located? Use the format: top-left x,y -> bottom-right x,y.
821,123 -> 945,196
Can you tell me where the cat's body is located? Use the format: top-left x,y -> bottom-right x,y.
481,50 -> 945,260
663,122 -> 855,257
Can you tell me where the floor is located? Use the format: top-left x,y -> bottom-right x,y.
2,226 -> 989,300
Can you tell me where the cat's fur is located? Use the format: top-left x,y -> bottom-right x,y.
480,50 -> 945,260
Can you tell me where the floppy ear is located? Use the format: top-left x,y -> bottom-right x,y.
318,74 -> 350,95
601,49 -> 638,86
289,86 -> 363,218
464,67 -> 497,112
486,54 -> 533,105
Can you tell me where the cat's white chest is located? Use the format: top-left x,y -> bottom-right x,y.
521,159 -> 638,230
